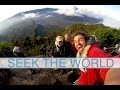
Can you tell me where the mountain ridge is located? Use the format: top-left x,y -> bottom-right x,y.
0,8 -> 105,41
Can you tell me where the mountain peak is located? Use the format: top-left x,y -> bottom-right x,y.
23,8 -> 58,14
73,6 -> 79,10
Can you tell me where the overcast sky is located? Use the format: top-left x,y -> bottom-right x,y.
0,5 -> 120,28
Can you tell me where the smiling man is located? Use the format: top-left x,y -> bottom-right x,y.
74,31 -> 112,85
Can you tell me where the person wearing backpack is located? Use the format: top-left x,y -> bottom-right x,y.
73,31 -> 112,85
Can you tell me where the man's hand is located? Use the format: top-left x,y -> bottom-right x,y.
80,68 -> 87,73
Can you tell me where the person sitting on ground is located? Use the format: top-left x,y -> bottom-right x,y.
51,36 -> 67,75
64,34 -> 79,84
63,33 -> 72,57
52,36 -> 66,57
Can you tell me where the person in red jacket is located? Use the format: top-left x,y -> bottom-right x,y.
73,32 -> 112,85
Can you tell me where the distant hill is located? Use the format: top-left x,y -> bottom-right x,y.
0,23 -> 119,57
0,8 -> 103,41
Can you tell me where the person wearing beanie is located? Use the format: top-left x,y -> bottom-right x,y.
51,36 -> 67,75
13,46 -> 24,57
52,36 -> 66,57
13,46 -> 20,56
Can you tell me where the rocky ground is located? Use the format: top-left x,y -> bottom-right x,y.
0,54 -> 80,85
0,69 -> 80,85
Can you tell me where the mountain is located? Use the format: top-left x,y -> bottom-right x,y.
0,8 -> 103,41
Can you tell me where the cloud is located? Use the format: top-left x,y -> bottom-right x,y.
54,6 -> 120,29
23,13 -> 38,18
0,5 -> 120,29
0,5 -> 49,22
102,17 -> 120,29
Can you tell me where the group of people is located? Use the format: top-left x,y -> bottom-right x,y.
52,33 -> 77,58
12,31 -> 120,85
51,31 -> 120,85
51,33 -> 78,80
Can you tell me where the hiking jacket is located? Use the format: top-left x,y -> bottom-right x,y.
51,44 -> 66,57
77,44 -> 112,85
70,43 -> 78,57
63,41 -> 71,57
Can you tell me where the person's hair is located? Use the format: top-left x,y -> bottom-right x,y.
74,31 -> 89,41
65,33 -> 71,36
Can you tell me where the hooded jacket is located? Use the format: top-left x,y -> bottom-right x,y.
51,41 -> 66,57
77,44 -> 112,85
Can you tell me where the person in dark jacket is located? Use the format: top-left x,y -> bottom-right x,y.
70,35 -> 78,57
40,45 -> 47,57
52,36 -> 66,57
64,33 -> 80,83
52,36 -> 67,75
63,33 -> 72,57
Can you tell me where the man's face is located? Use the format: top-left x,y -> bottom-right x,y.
65,34 -> 71,42
74,34 -> 86,53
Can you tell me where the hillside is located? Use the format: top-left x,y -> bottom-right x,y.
0,23 -> 119,57
0,8 -> 103,41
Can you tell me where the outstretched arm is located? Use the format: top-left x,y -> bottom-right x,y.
104,69 -> 120,85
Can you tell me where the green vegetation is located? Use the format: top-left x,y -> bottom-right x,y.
0,41 -> 14,51
64,24 -> 120,48
0,23 -> 119,56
